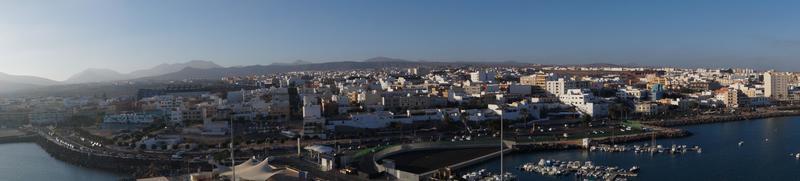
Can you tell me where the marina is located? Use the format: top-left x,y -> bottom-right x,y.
465,116 -> 800,181
589,144 -> 702,154
460,169 -> 516,181
520,159 -> 638,180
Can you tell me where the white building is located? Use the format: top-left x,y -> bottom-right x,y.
559,89 -> 608,117
141,95 -> 185,112
302,95 -> 327,139
470,71 -> 496,83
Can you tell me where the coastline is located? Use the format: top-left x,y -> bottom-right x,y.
0,130 -> 210,179
644,109 -> 800,127
0,108 -> 797,179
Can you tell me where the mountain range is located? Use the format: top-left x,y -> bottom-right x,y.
0,60 -> 222,93
0,72 -> 61,93
64,60 -> 222,83
1,57 -> 627,95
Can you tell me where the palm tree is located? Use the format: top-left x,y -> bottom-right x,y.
520,108 -> 530,123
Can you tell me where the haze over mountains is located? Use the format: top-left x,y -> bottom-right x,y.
0,72 -> 61,93
0,60 -> 222,93
64,60 -> 222,83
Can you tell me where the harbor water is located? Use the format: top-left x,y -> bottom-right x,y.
0,143 -> 122,181
467,116 -> 800,180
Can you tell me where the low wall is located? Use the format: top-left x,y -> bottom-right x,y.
647,111 -> 800,127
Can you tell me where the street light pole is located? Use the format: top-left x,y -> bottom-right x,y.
500,114 -> 504,180
230,116 -> 235,181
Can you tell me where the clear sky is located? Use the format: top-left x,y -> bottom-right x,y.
1,0 -> 800,81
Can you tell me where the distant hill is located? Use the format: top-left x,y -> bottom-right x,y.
129,60 -> 222,78
64,68 -> 129,84
270,60 -> 313,66
2,57 -> 536,96
0,72 -> 60,93
363,56 -> 412,63
0,72 -> 59,85
64,60 -> 223,84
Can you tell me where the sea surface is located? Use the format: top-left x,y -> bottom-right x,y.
0,143 -> 122,181
467,116 -> 800,180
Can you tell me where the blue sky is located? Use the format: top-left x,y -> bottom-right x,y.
1,0 -> 800,80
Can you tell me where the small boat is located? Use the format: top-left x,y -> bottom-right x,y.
796,153 -> 800,159
738,141 -> 744,147
629,166 -> 640,173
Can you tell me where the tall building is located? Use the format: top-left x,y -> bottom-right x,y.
520,74 -> 550,95
302,95 -> 326,139
546,78 -> 590,96
716,88 -> 747,108
469,71 -> 496,83
764,71 -> 791,101
520,74 -> 549,87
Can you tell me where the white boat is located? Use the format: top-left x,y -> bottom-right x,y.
629,166 -> 640,173
738,141 -> 744,147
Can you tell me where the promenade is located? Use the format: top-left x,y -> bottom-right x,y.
646,107 -> 800,127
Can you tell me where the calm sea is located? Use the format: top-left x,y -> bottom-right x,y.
0,143 -> 122,181
468,116 -> 800,180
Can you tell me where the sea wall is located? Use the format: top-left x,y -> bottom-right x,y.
32,135 -> 211,178
513,129 -> 691,151
591,129 -> 692,144
646,111 -> 800,127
